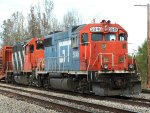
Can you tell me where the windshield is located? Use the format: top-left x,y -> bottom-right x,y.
81,33 -> 88,45
92,34 -> 103,41
36,41 -> 44,50
105,34 -> 116,41
119,33 -> 127,41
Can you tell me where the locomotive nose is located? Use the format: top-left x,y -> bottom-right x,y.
115,79 -> 122,87
114,79 -> 125,88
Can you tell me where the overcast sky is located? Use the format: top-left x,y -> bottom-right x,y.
0,0 -> 150,52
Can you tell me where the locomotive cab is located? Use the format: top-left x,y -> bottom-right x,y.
24,38 -> 44,71
12,37 -> 45,85
80,20 -> 130,72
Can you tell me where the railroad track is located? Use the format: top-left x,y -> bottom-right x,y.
142,89 -> 150,94
48,89 -> 150,108
106,96 -> 150,108
0,83 -> 136,113
75,93 -> 150,108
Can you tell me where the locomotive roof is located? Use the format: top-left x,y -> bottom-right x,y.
45,24 -> 86,39
13,38 -> 31,47
44,21 -> 127,39
13,37 -> 43,47
71,24 -> 86,34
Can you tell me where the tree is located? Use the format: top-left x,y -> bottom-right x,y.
41,12 -> 49,35
35,1 -> 42,37
136,40 -> 148,88
51,16 -> 62,32
62,9 -> 82,30
0,0 -> 83,45
43,0 -> 54,34
1,12 -> 25,46
28,0 -> 54,37
1,19 -> 14,45
11,12 -> 26,41
28,6 -> 39,38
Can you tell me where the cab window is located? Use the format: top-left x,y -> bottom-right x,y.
105,34 -> 116,41
29,45 -> 34,53
36,43 -> 44,50
81,33 -> 88,45
119,33 -> 127,41
44,38 -> 52,47
71,35 -> 78,48
92,34 -> 103,41
36,40 -> 44,50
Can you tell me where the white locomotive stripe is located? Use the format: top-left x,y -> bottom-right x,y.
22,50 -> 25,64
59,40 -> 71,46
58,40 -> 71,63
68,45 -> 69,62
14,52 -> 18,70
18,51 -> 22,70
12,53 -> 14,69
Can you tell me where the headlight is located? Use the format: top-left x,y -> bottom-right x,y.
103,64 -> 108,70
129,64 -> 134,70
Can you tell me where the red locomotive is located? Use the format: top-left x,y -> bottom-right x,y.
78,20 -> 141,95
0,38 -> 44,84
0,20 -> 141,96
23,38 -> 44,72
80,20 -> 129,71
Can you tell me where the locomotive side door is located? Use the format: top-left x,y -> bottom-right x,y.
58,40 -> 71,71
80,33 -> 90,70
71,34 -> 80,70
29,44 -> 36,69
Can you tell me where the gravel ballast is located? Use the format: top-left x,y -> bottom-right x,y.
0,83 -> 150,113
0,94 -> 59,113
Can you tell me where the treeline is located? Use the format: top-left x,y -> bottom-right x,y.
0,0 -> 82,46
136,40 -> 148,88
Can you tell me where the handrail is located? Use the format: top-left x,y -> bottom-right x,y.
6,61 -> 13,71
91,52 -> 136,70
91,52 -> 114,69
100,53 -> 114,68
126,53 -> 135,64
46,56 -> 69,72
80,42 -> 92,71
36,58 -> 45,71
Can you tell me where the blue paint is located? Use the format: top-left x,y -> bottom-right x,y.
44,25 -> 86,72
